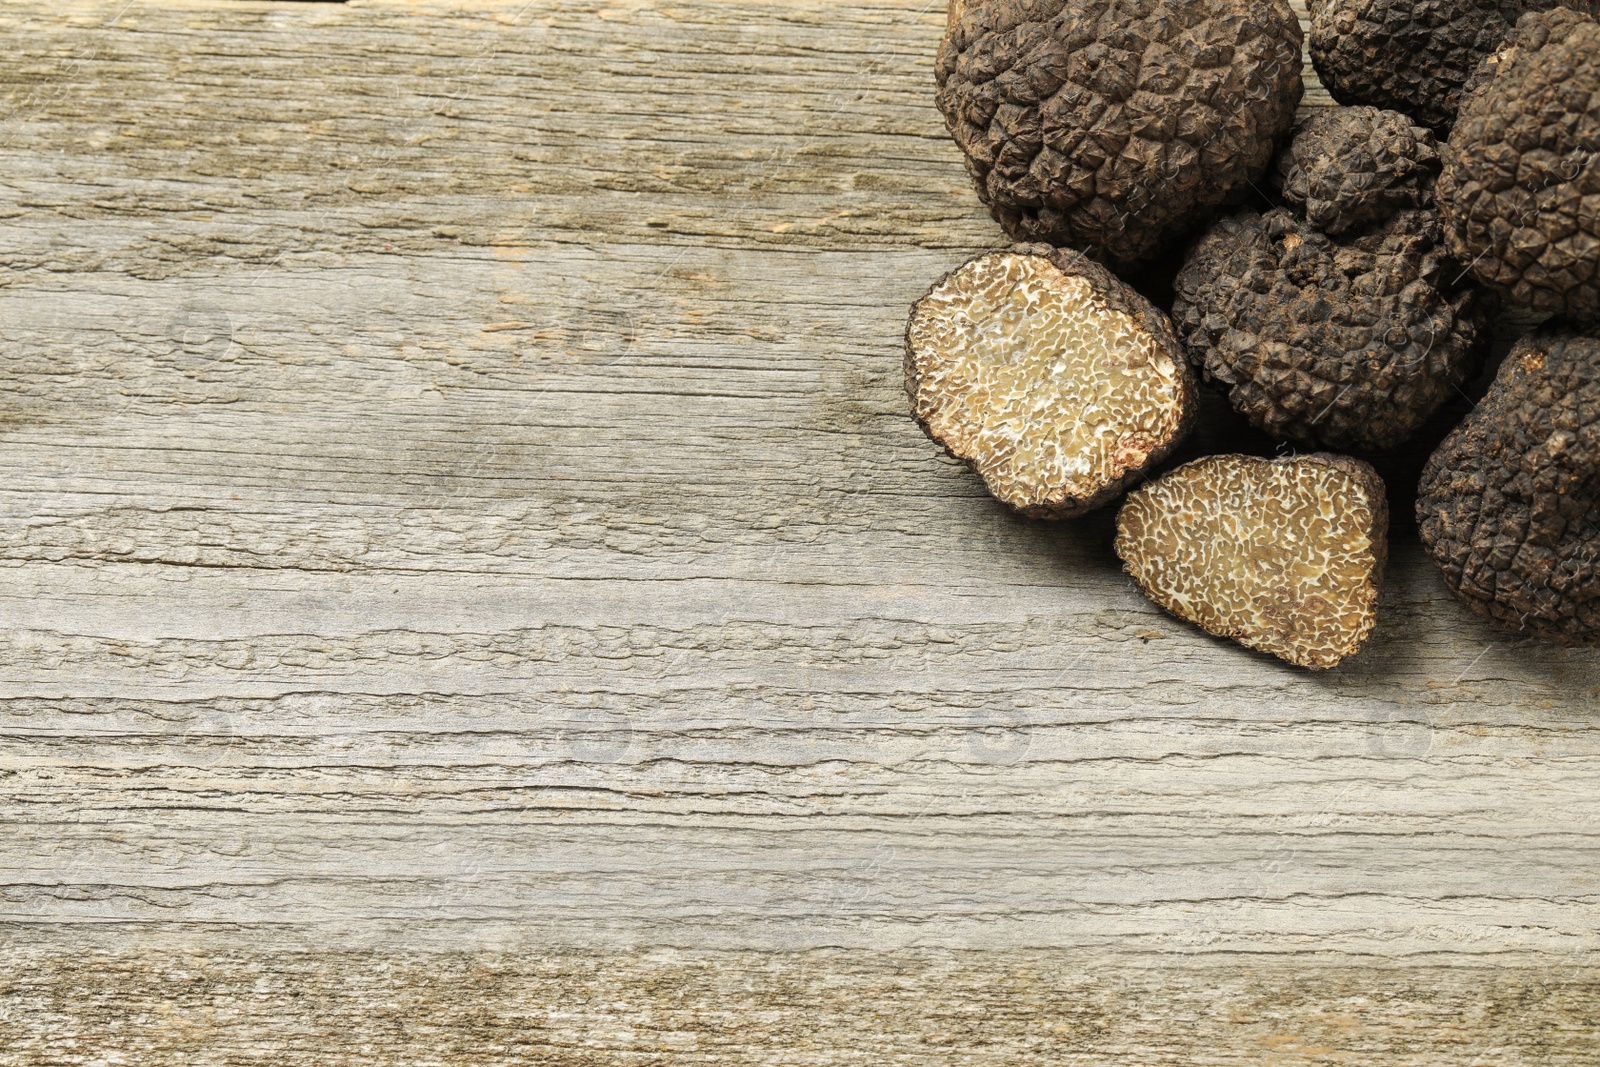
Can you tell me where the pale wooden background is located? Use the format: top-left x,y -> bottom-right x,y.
0,0 -> 1597,1062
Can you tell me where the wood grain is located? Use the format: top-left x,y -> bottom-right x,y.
4,947 -> 1600,1065
0,0 -> 1597,1059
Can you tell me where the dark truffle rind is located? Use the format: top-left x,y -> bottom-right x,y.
1307,0 -> 1600,134
936,0 -> 1304,269
1274,106 -> 1441,236
1417,328 -> 1600,645
1173,207 -> 1492,452
1436,9 -> 1600,323
906,245 -> 1199,519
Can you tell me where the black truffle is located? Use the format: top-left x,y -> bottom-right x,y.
935,0 -> 1304,269
1436,9 -> 1600,323
1416,327 -> 1600,645
1116,453 -> 1389,669
1274,106 -> 1441,236
1307,0 -> 1600,135
905,245 -> 1198,518
1172,206 -> 1492,453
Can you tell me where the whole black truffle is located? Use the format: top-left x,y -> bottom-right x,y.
935,0 -> 1304,269
1416,328 -> 1600,645
1274,106 -> 1441,236
1436,9 -> 1600,323
1173,207 -> 1492,453
905,246 -> 1198,518
1307,0 -> 1600,134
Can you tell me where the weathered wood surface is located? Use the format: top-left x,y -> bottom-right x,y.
4,949 -> 1600,1065
0,0 -> 1597,1060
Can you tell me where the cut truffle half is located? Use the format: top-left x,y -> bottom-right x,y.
1417,327 -> 1600,645
936,0 -> 1304,268
1274,106 -> 1441,237
906,246 -> 1198,518
1172,207 -> 1492,453
1307,0 -> 1600,134
1115,454 -> 1389,669
1436,8 -> 1600,323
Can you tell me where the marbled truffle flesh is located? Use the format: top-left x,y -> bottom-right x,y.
936,0 -> 1304,268
1437,9 -> 1600,323
906,246 -> 1198,518
1116,454 -> 1389,669
1417,328 -> 1600,645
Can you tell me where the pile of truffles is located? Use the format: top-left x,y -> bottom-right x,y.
907,0 -> 1600,668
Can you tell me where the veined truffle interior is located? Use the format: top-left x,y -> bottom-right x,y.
1117,457 -> 1382,669
908,253 -> 1186,510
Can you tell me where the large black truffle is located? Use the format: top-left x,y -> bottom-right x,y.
1436,9 -> 1600,323
1274,106 -> 1441,236
1172,206 -> 1492,453
935,0 -> 1304,269
1417,328 -> 1600,645
1307,0 -> 1600,135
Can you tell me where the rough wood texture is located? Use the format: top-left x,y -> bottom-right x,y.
4,948 -> 1600,1065
1,0 -> 1597,1060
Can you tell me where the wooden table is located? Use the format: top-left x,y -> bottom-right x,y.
1,1 -> 1596,1061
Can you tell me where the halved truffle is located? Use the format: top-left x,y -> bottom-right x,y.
1116,453 -> 1389,669
1307,0 -> 1600,134
906,246 -> 1198,518
1173,207 -> 1492,452
1417,327 -> 1600,645
936,0 -> 1304,268
1436,9 -> 1600,323
1274,106 -> 1441,237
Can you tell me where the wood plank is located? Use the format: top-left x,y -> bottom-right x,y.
0,0 -> 1596,1057
2,947 -> 1599,1066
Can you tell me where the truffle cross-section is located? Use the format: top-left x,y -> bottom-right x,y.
906,247 -> 1198,518
1116,454 -> 1389,669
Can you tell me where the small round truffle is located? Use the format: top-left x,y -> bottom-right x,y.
1173,207 -> 1492,453
1307,0 -> 1600,134
1436,9 -> 1600,323
906,246 -> 1198,518
936,0 -> 1304,268
1274,106 -> 1441,236
1417,328 -> 1600,645
1115,453 -> 1389,669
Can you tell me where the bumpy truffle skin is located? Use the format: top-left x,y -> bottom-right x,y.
1436,10 -> 1600,323
1307,0 -> 1600,134
1173,207 -> 1492,453
1417,328 -> 1600,645
936,0 -> 1304,268
1115,453 -> 1389,669
905,245 -> 1199,519
1274,107 -> 1441,236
